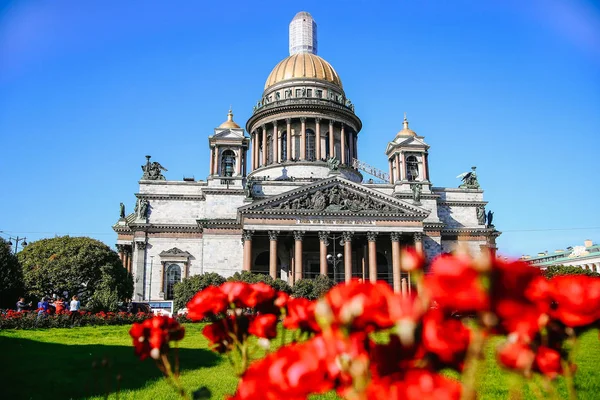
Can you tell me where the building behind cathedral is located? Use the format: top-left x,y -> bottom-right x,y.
114,12 -> 500,302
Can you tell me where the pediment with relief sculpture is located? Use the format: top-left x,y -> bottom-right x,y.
239,177 -> 429,217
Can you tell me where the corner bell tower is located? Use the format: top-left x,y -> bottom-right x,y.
208,109 -> 249,183
385,113 -> 431,193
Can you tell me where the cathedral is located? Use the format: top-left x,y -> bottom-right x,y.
114,12 -> 500,302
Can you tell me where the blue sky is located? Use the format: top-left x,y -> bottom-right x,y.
1,0 -> 599,258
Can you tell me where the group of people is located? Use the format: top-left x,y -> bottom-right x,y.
16,295 -> 81,326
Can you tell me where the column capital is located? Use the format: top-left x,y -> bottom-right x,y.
342,231 -> 353,242
293,230 -> 305,241
390,232 -> 401,242
242,230 -> 254,242
116,244 -> 126,252
315,117 -> 322,123
318,231 -> 330,245
273,120 -> 278,127
286,118 -> 292,124
300,117 -> 307,123
414,232 -> 423,242
268,230 -> 279,240
135,241 -> 147,250
367,231 -> 378,242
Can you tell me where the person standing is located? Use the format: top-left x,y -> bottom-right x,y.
16,297 -> 31,312
54,297 -> 66,313
69,295 -> 81,326
35,297 -> 50,327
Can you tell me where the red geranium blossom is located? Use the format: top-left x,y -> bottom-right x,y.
325,280 -> 396,332
129,316 -> 185,360
283,297 -> 321,333
421,308 -> 471,368
424,254 -> 489,313
248,314 -> 278,339
527,275 -> 600,327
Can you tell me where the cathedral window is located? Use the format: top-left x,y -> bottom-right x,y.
166,264 -> 181,300
281,131 -> 287,161
316,90 -> 323,98
406,155 -> 419,181
306,129 -> 315,160
268,134 -> 273,164
221,150 -> 236,177
307,89 -> 312,97
294,134 -> 301,160
295,89 -> 302,97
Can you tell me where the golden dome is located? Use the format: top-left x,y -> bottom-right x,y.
395,113 -> 417,137
218,109 -> 240,129
264,53 -> 343,90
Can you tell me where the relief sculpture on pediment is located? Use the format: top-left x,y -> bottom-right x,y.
271,185 -> 398,213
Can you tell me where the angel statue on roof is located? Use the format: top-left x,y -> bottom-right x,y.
457,166 -> 480,189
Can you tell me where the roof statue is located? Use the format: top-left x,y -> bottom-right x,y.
141,155 -> 167,180
411,183 -> 422,205
487,210 -> 494,228
119,202 -> 125,219
457,166 -> 480,189
327,157 -> 340,172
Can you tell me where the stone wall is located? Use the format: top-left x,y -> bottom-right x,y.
201,234 -> 244,277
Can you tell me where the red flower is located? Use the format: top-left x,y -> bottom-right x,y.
534,346 -> 563,379
421,309 -> 471,368
129,316 -> 185,360
528,275 -> 600,327
187,286 -> 228,321
490,259 -> 545,339
248,314 -> 278,339
424,254 -> 489,313
283,297 -> 321,333
401,247 -> 426,272
366,370 -> 462,400
202,316 -> 249,353
325,280 -> 396,332
230,330 -> 366,400
496,338 -> 536,374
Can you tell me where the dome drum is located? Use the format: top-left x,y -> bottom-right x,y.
249,162 -> 362,183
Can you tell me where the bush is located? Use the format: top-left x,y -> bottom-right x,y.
292,279 -> 316,299
228,271 -> 292,294
0,309 -> 154,329
173,272 -> 226,311
543,265 -> 600,279
312,274 -> 336,298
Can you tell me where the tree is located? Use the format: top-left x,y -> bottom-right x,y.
18,236 -> 132,305
543,265 -> 600,279
0,238 -> 25,308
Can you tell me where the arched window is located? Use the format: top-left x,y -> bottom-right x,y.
267,134 -> 273,164
221,150 -> 236,177
294,134 -> 301,160
166,264 -> 182,300
306,129 -> 315,161
281,131 -> 287,161
323,132 -> 330,159
406,155 -> 419,181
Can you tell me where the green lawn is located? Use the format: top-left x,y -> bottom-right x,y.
1,325 -> 599,399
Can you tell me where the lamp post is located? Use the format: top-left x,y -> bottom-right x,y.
326,233 -> 344,283
7,236 -> 28,255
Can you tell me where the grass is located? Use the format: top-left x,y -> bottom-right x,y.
0,325 -> 599,399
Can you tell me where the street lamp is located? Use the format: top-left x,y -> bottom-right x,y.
326,233 -> 344,283
326,252 -> 343,282
7,236 -> 28,255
